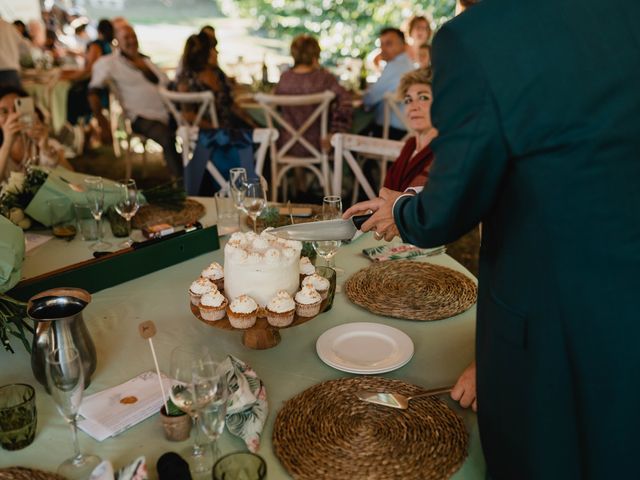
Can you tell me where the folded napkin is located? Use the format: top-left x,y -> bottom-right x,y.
362,243 -> 446,262
0,216 -> 25,293
90,456 -> 148,480
222,355 -> 268,453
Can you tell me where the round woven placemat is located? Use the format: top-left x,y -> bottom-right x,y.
0,468 -> 65,480
345,260 -> 477,321
132,199 -> 205,229
273,377 -> 468,480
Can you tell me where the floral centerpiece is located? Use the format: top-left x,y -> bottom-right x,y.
0,167 -> 49,230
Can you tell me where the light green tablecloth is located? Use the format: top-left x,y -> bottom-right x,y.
23,78 -> 71,134
0,197 -> 485,479
0,216 -> 24,293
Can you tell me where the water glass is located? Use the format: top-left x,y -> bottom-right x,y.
313,195 -> 343,270
114,178 -> 140,247
84,176 -> 111,251
229,167 -> 247,210
215,189 -> 240,235
73,203 -> 98,241
0,384 -> 37,451
242,178 -> 267,233
195,359 -> 228,463
315,266 -> 337,312
213,452 -> 267,480
48,198 -> 76,239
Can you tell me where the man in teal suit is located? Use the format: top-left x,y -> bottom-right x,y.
345,0 -> 640,477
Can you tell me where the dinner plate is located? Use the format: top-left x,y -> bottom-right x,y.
316,322 -> 414,374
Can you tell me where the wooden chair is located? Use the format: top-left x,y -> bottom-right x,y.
254,90 -> 335,201
331,133 -> 404,202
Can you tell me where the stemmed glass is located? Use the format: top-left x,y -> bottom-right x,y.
242,177 -> 267,233
169,346 -> 215,475
114,178 -> 140,247
46,347 -> 101,479
313,195 -> 344,273
84,176 -> 111,251
229,167 -> 247,212
195,359 -> 228,463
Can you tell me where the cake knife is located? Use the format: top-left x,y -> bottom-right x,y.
270,214 -> 372,241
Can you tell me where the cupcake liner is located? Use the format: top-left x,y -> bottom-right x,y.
296,300 -> 322,317
267,309 -> 295,327
227,309 -> 258,329
189,292 -> 201,306
199,300 -> 228,322
317,288 -> 329,300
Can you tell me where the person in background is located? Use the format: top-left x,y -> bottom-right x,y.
417,43 -> 431,69
0,86 -> 72,181
175,31 -> 255,129
405,15 -> 432,64
88,25 -> 182,177
363,28 -> 414,140
275,34 -> 352,154
12,20 -> 30,40
175,25 -> 217,79
0,17 -> 32,88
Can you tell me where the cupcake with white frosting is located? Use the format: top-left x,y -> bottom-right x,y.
199,290 -> 228,322
299,257 -> 315,283
189,277 -> 215,305
227,295 -> 258,329
201,262 -> 224,291
295,285 -> 322,317
266,290 -> 296,327
302,273 -> 330,300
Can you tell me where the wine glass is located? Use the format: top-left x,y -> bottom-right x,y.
313,195 -> 343,272
84,176 -> 111,251
242,177 -> 267,233
169,346 -> 215,475
229,167 -> 247,211
195,359 -> 228,463
46,347 -> 101,479
114,178 -> 140,247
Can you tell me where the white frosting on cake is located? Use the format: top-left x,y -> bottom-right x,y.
224,231 -> 302,306
299,257 -> 315,275
200,291 -> 226,308
302,273 -> 330,291
201,262 -> 224,280
295,285 -> 321,305
267,290 -> 296,313
229,295 -> 258,314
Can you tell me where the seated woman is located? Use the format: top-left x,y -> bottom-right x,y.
275,34 -> 352,155
174,32 -> 255,129
0,86 -> 72,182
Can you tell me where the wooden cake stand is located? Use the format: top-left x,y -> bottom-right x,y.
191,298 -> 328,350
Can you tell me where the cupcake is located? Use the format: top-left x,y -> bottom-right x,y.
295,285 -> 322,317
226,295 -> 258,329
201,262 -> 224,291
189,277 -> 215,305
302,273 -> 330,300
299,256 -> 315,283
198,290 -> 228,322
266,290 -> 296,327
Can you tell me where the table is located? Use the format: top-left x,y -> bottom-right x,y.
0,198 -> 486,479
22,69 -> 71,134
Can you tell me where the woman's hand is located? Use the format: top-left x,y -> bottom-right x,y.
450,361 -> 477,412
1,112 -> 22,146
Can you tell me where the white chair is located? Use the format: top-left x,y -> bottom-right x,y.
254,90 -> 335,201
331,133 -> 404,202
158,87 -> 219,169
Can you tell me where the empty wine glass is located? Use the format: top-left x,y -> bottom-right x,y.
114,178 -> 140,247
169,346 -> 214,475
242,177 -> 267,233
229,167 -> 247,211
84,176 -> 111,251
195,359 -> 228,463
313,195 -> 343,272
46,347 -> 101,479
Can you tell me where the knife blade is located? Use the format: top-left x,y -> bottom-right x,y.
269,214 -> 372,241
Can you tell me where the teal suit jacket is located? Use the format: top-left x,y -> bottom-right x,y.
393,1 -> 640,478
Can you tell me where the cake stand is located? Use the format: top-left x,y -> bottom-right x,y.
191,299 -> 329,350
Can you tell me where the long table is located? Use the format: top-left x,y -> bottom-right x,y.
0,198 -> 486,479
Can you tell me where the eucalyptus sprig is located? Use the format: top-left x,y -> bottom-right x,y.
0,294 -> 34,354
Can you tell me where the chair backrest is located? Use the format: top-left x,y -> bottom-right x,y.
158,87 -> 219,129
331,133 -> 404,199
254,90 -> 335,160
382,91 -> 412,141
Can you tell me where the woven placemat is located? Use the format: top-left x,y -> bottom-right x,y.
345,260 -> 477,321
132,199 -> 205,229
0,468 -> 66,480
273,377 -> 468,480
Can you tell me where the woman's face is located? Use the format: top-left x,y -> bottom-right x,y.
410,20 -> 431,45
0,93 -> 18,128
208,46 -> 218,67
403,83 -> 433,133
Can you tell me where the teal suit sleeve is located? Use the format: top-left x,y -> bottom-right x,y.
394,24 -> 510,247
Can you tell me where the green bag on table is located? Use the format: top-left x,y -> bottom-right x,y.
24,167 -> 144,227
0,216 -> 25,293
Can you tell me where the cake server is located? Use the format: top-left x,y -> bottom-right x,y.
269,214 -> 372,241
356,385 -> 453,410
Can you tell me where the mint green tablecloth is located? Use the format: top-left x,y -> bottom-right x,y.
23,78 -> 71,134
0,197 -> 485,479
0,216 -> 24,293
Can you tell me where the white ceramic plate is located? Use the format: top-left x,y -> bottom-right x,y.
316,322 -> 414,374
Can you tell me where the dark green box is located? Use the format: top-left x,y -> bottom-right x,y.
10,225 -> 220,301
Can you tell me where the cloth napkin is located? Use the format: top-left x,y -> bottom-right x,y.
90,456 -> 148,480
362,243 -> 446,262
0,216 -> 24,293
222,355 -> 268,453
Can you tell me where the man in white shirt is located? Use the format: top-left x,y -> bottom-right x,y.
88,25 -> 182,177
363,28 -> 415,140
0,18 -> 31,88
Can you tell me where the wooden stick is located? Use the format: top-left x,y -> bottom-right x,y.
138,321 -> 168,413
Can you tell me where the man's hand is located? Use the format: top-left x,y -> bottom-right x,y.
343,187 -> 404,240
450,361 -> 477,412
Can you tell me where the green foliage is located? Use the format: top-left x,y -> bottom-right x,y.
220,0 -> 456,64
258,206 -> 280,227
0,294 -> 33,354
166,397 -> 186,417
142,179 -> 187,210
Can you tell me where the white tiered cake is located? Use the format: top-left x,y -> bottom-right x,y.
223,230 -> 302,307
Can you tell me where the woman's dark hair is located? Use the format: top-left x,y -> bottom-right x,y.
13,20 -> 31,39
200,25 -> 217,46
97,19 -> 114,42
183,32 -> 215,73
290,34 -> 321,67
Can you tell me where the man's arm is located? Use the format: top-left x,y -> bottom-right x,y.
88,56 -> 113,143
363,61 -> 396,109
394,24 -> 510,247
